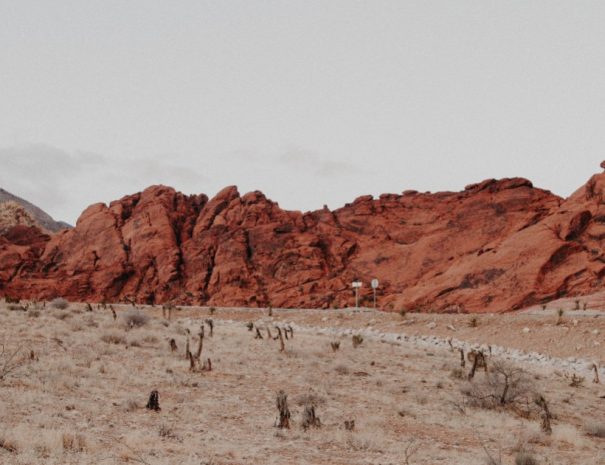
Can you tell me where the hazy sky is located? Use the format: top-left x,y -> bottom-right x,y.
2,1 -> 605,223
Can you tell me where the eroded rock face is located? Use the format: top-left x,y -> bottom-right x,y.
3,171 -> 605,312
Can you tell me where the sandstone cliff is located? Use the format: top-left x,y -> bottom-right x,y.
3,170 -> 605,312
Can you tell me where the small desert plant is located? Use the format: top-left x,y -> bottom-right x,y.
352,334 -> 363,348
100,332 -> 127,345
62,433 -> 87,452
398,309 -> 407,318
468,316 -> 479,328
556,309 -> 564,325
584,421 -> 605,438
515,451 -> 538,465
209,306 -> 216,315
574,299 -> 580,310
122,309 -> 149,329
51,297 -> 69,310
330,341 -> 340,352
124,398 -> 139,412
567,373 -> 585,387
0,343 -> 26,382
335,364 -> 350,375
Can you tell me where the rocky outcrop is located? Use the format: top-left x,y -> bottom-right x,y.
4,168 -> 605,312
0,188 -> 70,233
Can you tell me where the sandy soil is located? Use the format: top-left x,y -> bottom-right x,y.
0,301 -> 603,465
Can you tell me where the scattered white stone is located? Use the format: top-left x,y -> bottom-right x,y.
427,322 -> 437,329
592,329 -> 600,335
522,327 -> 530,334
446,324 -> 456,331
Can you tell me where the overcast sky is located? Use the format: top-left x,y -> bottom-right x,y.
2,1 -> 605,223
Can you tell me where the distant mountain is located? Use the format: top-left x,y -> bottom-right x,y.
0,188 -> 70,233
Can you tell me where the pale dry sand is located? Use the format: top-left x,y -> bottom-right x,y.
0,301 -> 603,465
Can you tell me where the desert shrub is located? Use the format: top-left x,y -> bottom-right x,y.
398,309 -> 407,318
468,316 -> 479,328
28,309 -> 40,318
0,343 -> 26,382
51,297 -> 69,309
62,433 -> 87,452
515,451 -> 539,465
584,421 -> 605,438
124,398 -> 139,412
100,332 -> 127,345
352,334 -> 363,348
335,364 -> 350,375
54,311 -> 71,320
122,310 -> 149,329
462,361 -> 532,411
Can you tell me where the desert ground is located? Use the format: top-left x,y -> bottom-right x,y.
0,299 -> 604,465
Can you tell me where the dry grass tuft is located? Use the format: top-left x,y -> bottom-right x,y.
100,332 -> 127,345
584,421 -> 605,438
51,297 -> 70,309
122,309 -> 150,329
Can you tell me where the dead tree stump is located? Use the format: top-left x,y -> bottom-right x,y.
146,390 -> 161,411
276,390 -> 291,429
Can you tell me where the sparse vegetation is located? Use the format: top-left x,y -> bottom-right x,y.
584,421 -> 605,438
122,309 -> 149,329
352,334 -> 363,348
51,297 -> 70,310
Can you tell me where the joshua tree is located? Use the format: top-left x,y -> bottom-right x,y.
146,390 -> 161,411
195,326 -> 205,360
301,404 -> 321,430
274,327 -> 285,352
205,319 -> 214,337
592,363 -> 600,384
556,309 -> 564,326
534,394 -> 552,434
467,350 -> 488,380
276,390 -> 291,429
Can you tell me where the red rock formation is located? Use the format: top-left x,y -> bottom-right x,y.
4,168 -> 605,312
